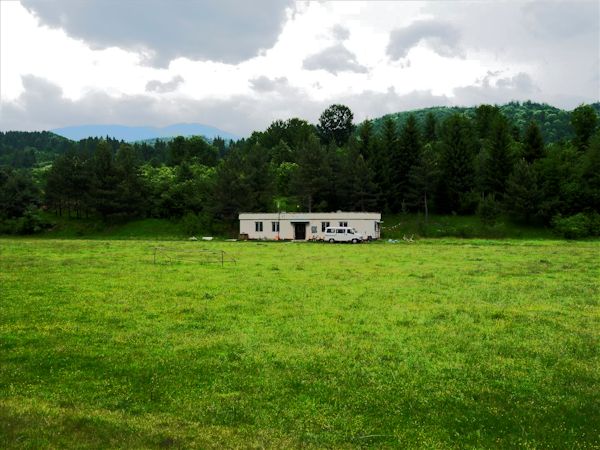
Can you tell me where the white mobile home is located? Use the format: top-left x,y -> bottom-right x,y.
239,212 -> 382,241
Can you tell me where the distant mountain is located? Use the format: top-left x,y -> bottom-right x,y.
371,101 -> 600,143
51,123 -> 239,142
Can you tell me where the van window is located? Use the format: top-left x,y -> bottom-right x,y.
336,228 -> 345,234
348,229 -> 354,234
326,228 -> 333,233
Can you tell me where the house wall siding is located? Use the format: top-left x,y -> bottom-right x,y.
239,212 -> 381,240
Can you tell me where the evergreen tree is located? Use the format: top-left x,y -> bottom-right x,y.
357,119 -> 376,161
523,120 -> 545,163
437,114 -> 476,213
579,131 -> 600,212
0,168 -> 40,219
537,143 -> 581,221
115,143 -> 145,217
168,136 -> 187,166
210,148 -> 252,223
391,114 -> 421,211
186,136 -> 218,166
571,104 -> 598,151
244,143 -> 275,212
423,112 -> 437,144
475,104 -> 502,140
374,118 -> 396,210
504,159 -> 541,223
45,148 -> 89,217
479,115 -> 515,199
89,140 -> 120,219
291,135 -> 331,212
407,144 -> 440,221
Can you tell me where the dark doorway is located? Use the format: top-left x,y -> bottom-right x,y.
293,223 -> 307,240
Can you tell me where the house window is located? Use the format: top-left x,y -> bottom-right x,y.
321,221 -> 330,232
311,225 -> 318,233
272,221 -> 280,232
375,222 -> 380,232
255,221 -> 263,232
339,221 -> 348,227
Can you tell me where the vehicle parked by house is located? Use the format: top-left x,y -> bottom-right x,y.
324,226 -> 364,243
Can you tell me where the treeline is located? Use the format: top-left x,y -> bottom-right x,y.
374,101 -> 600,145
0,102 -> 599,237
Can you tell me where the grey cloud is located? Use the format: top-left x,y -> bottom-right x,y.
303,44 -> 367,75
452,72 -> 539,106
387,19 -> 462,60
145,75 -> 184,93
2,74 -> 590,137
331,25 -> 350,41
0,76 -> 447,135
249,76 -> 289,93
423,2 -> 598,104
522,1 -> 599,39
21,0 -> 295,66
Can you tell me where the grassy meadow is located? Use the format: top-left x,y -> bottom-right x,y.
1,237 -> 599,448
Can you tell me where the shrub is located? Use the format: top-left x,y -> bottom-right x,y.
0,208 -> 52,235
552,212 -> 600,239
181,212 -> 201,236
477,194 -> 501,227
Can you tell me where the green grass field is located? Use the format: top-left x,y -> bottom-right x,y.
1,238 -> 599,448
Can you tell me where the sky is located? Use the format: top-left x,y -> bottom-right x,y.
0,0 -> 598,136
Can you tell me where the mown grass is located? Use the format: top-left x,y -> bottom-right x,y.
0,238 -> 598,448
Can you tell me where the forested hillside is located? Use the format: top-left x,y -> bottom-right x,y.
1,101 -> 599,238
373,101 -> 600,144
0,131 -> 72,168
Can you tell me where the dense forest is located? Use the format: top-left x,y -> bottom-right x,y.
1,101 -> 599,238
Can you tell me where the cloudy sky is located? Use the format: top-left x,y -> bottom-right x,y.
1,0 -> 598,136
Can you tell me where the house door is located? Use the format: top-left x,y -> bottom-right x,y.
293,223 -> 306,240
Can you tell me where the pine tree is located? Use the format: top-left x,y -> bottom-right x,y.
374,118 -> 396,211
291,135 -> 331,212
504,159 -> 541,223
571,104 -> 598,151
480,115 -> 515,199
437,114 -> 476,213
342,145 -> 378,211
89,140 -> 120,219
523,120 -> 545,163
115,143 -> 144,217
475,104 -> 501,140
210,148 -> 252,223
407,144 -> 440,221
391,114 -> 421,211
423,112 -> 437,144
580,131 -> 600,212
357,119 -> 376,161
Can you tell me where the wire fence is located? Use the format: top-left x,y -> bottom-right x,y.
152,247 -> 236,266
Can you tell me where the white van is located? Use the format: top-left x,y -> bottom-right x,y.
324,226 -> 364,243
